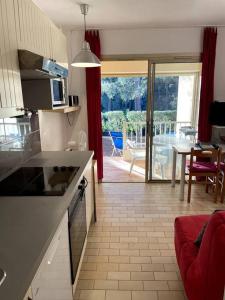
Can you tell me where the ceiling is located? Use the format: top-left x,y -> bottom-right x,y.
32,0 -> 225,30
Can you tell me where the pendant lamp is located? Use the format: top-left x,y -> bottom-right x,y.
71,4 -> 101,68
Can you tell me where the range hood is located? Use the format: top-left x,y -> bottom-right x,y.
18,50 -> 68,80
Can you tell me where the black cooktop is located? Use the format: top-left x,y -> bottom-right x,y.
0,166 -> 80,196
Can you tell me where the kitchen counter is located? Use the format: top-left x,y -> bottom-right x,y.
0,151 -> 93,300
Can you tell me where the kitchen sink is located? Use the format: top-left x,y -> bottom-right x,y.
0,269 -> 6,286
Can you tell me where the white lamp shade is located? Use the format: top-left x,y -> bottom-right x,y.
71,41 -> 101,68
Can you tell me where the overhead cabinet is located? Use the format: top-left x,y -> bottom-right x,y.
15,0 -> 68,66
0,0 -> 24,117
0,0 -> 68,118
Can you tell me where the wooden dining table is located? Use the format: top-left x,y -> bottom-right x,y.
171,143 -> 225,201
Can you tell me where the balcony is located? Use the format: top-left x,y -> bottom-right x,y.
103,120 -> 197,182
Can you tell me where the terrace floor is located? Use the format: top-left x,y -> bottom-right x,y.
103,157 -> 145,183
74,182 -> 225,300
102,136 -> 145,182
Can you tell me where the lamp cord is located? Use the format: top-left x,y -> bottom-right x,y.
84,13 -> 86,32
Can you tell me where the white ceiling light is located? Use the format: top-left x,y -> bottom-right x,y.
71,4 -> 101,68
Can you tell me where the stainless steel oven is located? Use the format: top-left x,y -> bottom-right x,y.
68,177 -> 88,284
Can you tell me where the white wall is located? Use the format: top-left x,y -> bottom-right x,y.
214,28 -> 225,100
64,26 -> 225,145
100,27 -> 202,55
39,111 -> 71,151
66,31 -> 88,143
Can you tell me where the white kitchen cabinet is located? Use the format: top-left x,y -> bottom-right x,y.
0,0 -> 24,117
31,212 -> 73,300
23,287 -> 33,300
84,159 -> 94,231
16,0 -> 52,58
51,25 -> 68,67
15,0 -> 67,64
0,0 -> 68,118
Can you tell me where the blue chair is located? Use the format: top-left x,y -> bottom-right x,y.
109,131 -> 123,156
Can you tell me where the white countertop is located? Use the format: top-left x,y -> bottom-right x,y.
0,150 -> 93,300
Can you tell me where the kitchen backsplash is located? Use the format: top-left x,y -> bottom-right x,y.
0,113 -> 41,179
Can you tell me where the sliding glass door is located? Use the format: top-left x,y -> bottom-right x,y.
146,62 -> 202,181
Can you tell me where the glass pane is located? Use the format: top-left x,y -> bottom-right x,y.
101,60 -> 148,182
151,63 -> 201,180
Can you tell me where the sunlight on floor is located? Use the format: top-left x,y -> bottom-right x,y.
103,157 -> 145,182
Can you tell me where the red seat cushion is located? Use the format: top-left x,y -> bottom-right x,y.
188,162 -> 218,173
175,212 -> 225,300
175,215 -> 210,281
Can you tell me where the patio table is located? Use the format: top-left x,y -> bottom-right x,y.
171,144 -> 225,201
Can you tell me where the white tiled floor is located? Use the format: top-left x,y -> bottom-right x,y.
74,183 -> 225,300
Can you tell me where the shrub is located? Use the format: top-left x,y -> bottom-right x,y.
154,110 -> 176,122
101,110 -> 177,133
102,111 -> 126,132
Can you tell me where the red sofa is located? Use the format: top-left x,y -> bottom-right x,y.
175,211 -> 225,300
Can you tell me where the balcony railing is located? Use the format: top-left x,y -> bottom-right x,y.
123,121 -> 193,144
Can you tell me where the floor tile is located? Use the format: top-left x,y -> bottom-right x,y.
119,280 -> 143,290
79,290 -> 105,300
132,291 -> 158,300
131,271 -> 154,280
106,290 -> 131,300
75,183 -> 225,300
158,291 -> 186,300
94,280 -> 118,290
108,272 -> 130,280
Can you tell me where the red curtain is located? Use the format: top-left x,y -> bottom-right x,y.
198,27 -> 217,142
85,30 -> 103,180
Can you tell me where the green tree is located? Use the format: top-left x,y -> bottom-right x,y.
101,77 -> 147,110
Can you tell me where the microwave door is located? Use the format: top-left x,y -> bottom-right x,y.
51,79 -> 65,106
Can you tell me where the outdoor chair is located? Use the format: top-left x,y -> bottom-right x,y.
180,126 -> 197,142
109,131 -> 123,156
126,139 -> 145,174
187,147 -> 221,203
153,144 -> 169,179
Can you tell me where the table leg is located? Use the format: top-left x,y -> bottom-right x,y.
179,154 -> 186,201
171,149 -> 177,187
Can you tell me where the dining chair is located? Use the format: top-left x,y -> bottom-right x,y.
187,147 -> 221,203
218,154 -> 225,203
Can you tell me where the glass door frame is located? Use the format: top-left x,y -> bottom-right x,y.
145,56 -> 201,183
101,54 -> 201,183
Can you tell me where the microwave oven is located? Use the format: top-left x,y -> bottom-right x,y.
21,78 -> 68,110
50,78 -> 66,106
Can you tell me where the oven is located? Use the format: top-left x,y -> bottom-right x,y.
68,177 -> 88,284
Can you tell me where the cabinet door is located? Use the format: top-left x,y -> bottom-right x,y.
51,25 -> 68,66
16,0 -> 52,58
31,213 -> 73,300
23,287 -> 33,300
0,0 -> 23,117
84,160 -> 94,231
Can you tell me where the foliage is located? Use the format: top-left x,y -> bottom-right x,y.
102,111 -> 126,132
102,77 -> 147,112
154,77 -> 178,111
126,111 -> 146,123
102,110 -> 177,133
101,76 -> 178,113
154,110 -> 176,122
